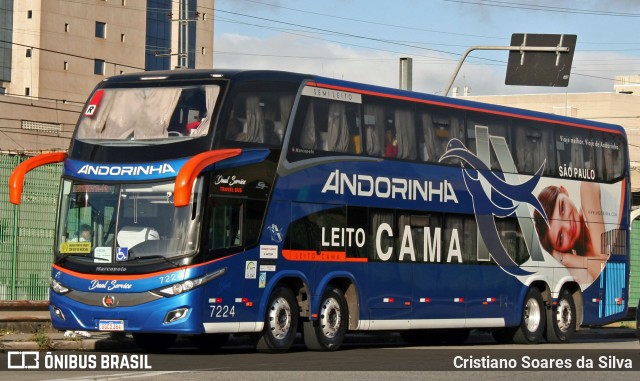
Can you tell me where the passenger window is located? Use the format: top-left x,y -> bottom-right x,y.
418,106 -> 465,164
555,126 -> 595,180
465,113 -> 510,171
596,131 -> 626,181
296,97 -> 361,154
370,209 -> 394,261
346,206 -> 369,260
443,214 -> 476,264
168,86 -> 213,137
284,206 -> 346,251
495,217 -> 528,266
225,82 -> 297,146
364,99 -> 416,160
513,123 -> 556,176
397,213 -> 443,263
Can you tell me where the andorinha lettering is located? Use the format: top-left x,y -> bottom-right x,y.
321,169 -> 458,203
77,163 -> 175,177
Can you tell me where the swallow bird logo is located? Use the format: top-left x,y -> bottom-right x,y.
439,133 -> 547,276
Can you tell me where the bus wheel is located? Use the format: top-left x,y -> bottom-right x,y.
189,333 -> 230,352
512,287 -> 546,344
255,286 -> 299,353
132,333 -> 177,352
546,289 -> 576,343
303,287 -> 348,351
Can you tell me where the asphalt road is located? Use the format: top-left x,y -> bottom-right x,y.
2,329 -> 638,381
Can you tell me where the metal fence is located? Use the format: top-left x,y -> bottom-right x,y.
0,154 -> 61,301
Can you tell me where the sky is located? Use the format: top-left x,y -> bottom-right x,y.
211,0 -> 640,96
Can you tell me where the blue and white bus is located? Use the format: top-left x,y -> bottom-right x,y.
9,69 -> 630,352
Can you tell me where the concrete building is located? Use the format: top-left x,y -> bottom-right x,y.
0,0 -> 214,153
458,75 -> 640,195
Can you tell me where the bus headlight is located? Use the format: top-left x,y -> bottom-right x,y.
153,267 -> 226,297
50,278 -> 70,295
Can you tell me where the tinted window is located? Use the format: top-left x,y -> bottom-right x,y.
466,112 -> 512,171
363,98 -> 415,160
417,105 -> 465,165
512,121 -> 556,176
225,82 -> 298,147
292,97 -> 361,154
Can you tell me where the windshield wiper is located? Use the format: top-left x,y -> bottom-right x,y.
55,254 -> 111,265
120,255 -> 181,268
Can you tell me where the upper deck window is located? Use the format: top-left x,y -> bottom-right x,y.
76,85 -> 220,143
224,82 -> 297,147
289,86 -> 362,155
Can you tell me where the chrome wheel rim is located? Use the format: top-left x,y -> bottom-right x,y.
268,297 -> 292,339
319,298 -> 341,338
556,299 -> 573,332
524,297 -> 541,333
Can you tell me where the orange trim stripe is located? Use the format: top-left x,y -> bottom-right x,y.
51,255 -> 229,281
282,249 -> 368,263
52,264 -> 185,281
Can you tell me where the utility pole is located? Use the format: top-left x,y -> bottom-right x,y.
399,57 -> 413,91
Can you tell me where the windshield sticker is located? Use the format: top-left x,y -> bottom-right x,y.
60,242 -> 91,254
259,272 -> 267,288
115,247 -> 129,262
94,247 -> 112,263
84,89 -> 104,117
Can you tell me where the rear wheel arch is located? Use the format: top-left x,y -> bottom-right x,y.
315,276 -> 360,330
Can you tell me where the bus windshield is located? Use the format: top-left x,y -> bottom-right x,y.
76,85 -> 221,143
56,179 -> 203,262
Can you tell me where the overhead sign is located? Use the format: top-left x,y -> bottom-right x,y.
505,34 -> 577,87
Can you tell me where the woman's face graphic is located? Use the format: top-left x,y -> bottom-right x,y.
547,190 -> 581,253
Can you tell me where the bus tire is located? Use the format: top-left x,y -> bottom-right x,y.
303,287 -> 348,351
545,289 -> 576,343
132,333 -> 177,352
255,286 -> 299,353
512,287 -> 546,344
189,333 -> 229,352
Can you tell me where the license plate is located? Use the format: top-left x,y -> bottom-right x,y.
98,319 -> 124,331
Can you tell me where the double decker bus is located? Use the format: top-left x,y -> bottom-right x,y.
9,69 -> 630,352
